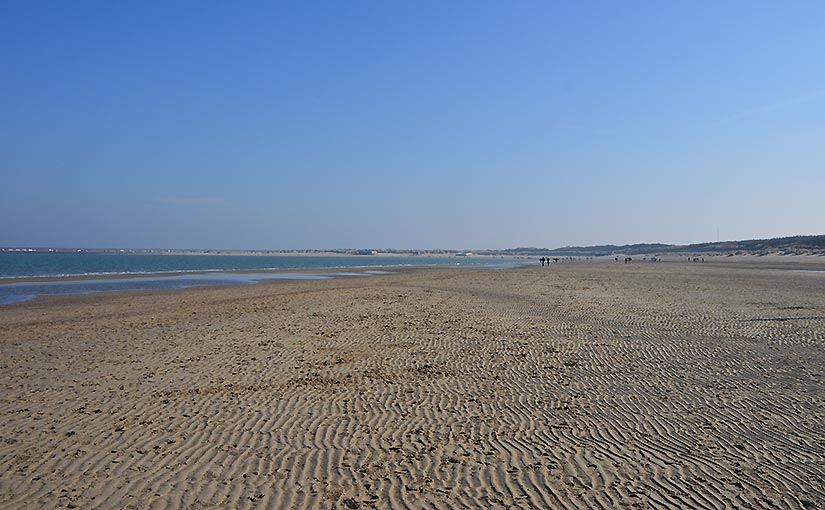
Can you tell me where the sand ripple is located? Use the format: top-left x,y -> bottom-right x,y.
1,263 -> 823,509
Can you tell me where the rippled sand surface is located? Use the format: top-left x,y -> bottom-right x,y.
1,262 -> 823,509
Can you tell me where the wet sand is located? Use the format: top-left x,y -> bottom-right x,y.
1,262 -> 823,509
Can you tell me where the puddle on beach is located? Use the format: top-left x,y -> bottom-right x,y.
0,271 -> 392,305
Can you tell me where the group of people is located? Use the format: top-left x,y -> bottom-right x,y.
537,256 -> 706,266
539,257 -> 559,266
614,256 -> 662,263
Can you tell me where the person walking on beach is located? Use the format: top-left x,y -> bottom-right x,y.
540,257 -> 545,266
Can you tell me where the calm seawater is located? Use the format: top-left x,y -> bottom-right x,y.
0,253 -> 521,304
0,252 -> 517,279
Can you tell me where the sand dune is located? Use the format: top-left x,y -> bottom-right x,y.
1,263 -> 823,509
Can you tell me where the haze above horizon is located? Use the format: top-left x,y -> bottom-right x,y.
2,2 -> 823,250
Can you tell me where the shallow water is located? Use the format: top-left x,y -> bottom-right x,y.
0,272 -> 338,305
0,253 -> 527,304
0,252 -> 519,278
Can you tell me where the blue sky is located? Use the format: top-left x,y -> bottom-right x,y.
1,1 -> 823,250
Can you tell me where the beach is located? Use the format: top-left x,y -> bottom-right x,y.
1,261 -> 823,509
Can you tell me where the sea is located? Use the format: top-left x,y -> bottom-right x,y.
0,252 -> 522,305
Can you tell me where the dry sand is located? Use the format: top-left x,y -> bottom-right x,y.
1,262 -> 823,509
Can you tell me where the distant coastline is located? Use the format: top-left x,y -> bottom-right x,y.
3,233 -> 824,257
500,234 -> 825,257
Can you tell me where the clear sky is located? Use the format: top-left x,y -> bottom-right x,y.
2,2 -> 823,250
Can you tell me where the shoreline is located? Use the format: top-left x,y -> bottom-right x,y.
0,253 -> 523,283
0,262 -> 529,306
2,255 -> 824,301
3,251 -> 823,282
3,258 -> 825,309
0,259 -> 523,284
